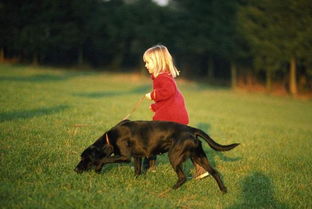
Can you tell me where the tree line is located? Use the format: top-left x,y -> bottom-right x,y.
1,0 -> 311,94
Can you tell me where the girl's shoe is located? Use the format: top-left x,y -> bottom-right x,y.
195,171 -> 209,180
194,163 -> 209,180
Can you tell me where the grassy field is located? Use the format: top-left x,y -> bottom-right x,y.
1,64 -> 312,209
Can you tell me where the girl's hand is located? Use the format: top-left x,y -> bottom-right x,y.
145,92 -> 152,100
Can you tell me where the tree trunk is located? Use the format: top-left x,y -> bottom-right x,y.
246,71 -> 253,86
266,69 -> 272,92
289,57 -> 297,95
32,53 -> 39,66
0,48 -> 4,62
111,54 -> 123,70
231,63 -> 237,89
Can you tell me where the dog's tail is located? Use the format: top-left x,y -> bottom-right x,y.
194,128 -> 239,151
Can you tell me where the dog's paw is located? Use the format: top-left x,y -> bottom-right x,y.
134,175 -> 142,179
172,178 -> 187,190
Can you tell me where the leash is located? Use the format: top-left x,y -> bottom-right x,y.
123,95 -> 146,120
105,96 -> 146,144
72,95 -> 146,132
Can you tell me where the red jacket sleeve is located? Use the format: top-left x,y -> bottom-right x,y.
151,76 -> 176,102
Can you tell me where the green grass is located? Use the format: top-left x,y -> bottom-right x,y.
1,63 -> 312,209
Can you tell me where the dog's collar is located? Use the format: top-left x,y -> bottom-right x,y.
105,134 -> 111,145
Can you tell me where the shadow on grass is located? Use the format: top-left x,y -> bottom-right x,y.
0,105 -> 70,122
226,172 -> 289,209
181,81 -> 230,92
95,163 -> 123,174
73,85 -> 150,98
0,72 -> 94,82
196,122 -> 241,168
196,122 -> 211,132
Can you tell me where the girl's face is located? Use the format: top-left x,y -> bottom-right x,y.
144,57 -> 155,75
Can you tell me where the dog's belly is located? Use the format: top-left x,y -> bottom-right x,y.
131,143 -> 170,158
146,141 -> 171,157
131,148 -> 166,158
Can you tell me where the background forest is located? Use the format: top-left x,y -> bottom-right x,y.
1,0 -> 312,95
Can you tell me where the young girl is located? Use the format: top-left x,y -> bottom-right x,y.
143,44 -> 209,179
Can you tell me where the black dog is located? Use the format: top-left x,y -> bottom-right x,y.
74,120 -> 239,193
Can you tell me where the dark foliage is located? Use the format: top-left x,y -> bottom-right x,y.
1,0 -> 311,92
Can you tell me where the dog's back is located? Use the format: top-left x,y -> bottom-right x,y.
112,120 -> 238,150
108,120 -> 191,156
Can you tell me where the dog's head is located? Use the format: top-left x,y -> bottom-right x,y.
74,134 -> 114,173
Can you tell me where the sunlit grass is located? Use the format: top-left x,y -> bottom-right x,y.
1,64 -> 312,209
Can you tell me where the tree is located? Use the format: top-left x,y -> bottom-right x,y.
238,0 -> 312,94
172,0 -> 246,85
238,0 -> 281,91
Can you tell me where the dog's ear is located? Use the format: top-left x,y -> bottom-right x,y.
102,144 -> 113,156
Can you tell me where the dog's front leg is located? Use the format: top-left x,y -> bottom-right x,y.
95,156 -> 131,173
133,157 -> 142,176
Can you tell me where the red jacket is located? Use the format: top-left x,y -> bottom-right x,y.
150,73 -> 189,125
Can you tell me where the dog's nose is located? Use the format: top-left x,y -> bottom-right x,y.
74,167 -> 81,173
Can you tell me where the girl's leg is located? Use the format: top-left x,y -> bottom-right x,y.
194,162 -> 209,179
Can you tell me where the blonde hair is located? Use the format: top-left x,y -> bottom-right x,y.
143,45 -> 179,78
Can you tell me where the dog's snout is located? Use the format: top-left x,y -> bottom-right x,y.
74,167 -> 82,173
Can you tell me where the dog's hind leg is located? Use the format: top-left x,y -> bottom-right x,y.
171,164 -> 187,189
168,149 -> 188,189
191,147 -> 227,193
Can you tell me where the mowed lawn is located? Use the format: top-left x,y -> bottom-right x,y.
0,64 -> 311,209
